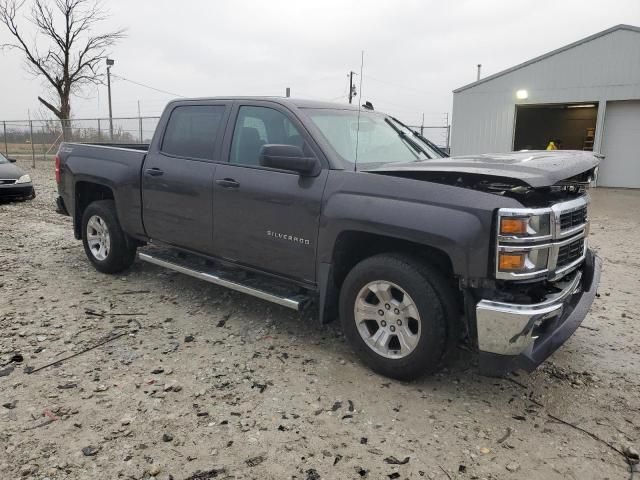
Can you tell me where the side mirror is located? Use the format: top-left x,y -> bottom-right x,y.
8,158 -> 16,163
260,144 -> 319,176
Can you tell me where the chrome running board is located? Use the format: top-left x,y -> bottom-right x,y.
138,249 -> 309,311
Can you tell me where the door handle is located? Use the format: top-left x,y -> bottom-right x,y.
145,167 -> 164,176
216,178 -> 240,189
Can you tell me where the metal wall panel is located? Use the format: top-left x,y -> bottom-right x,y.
451,28 -> 640,157
599,100 -> 640,188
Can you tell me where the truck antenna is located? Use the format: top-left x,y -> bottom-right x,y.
354,50 -> 364,172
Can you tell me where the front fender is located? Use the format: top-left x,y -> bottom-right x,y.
316,170 -> 522,280
318,192 -> 485,278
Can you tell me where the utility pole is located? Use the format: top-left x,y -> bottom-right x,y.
421,113 -> 425,136
106,58 -> 114,140
3,121 -> 8,157
28,109 -> 35,168
138,100 -> 143,143
348,71 -> 357,104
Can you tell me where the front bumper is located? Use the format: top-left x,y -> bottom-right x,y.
476,249 -> 601,376
0,183 -> 34,200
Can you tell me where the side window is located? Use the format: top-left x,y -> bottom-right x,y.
161,105 -> 225,160
230,106 -> 307,166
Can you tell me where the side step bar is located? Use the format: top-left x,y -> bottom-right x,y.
138,251 -> 309,311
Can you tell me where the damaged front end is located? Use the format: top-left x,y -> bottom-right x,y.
471,157 -> 600,375
475,250 -> 600,376
371,150 -> 602,375
369,150 -> 601,207
371,161 -> 599,208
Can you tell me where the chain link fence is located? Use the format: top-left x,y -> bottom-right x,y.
1,116 -> 451,167
406,125 -> 451,155
1,116 -> 160,166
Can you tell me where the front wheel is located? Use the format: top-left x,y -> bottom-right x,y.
81,200 -> 137,274
339,254 -> 455,380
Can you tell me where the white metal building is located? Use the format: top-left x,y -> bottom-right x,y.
451,24 -> 640,188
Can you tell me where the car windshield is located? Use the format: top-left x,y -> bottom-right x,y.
304,108 -> 445,169
0,153 -> 8,164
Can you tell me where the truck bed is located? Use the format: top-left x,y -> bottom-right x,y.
57,142 -> 149,239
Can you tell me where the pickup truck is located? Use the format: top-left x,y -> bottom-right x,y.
55,97 -> 601,380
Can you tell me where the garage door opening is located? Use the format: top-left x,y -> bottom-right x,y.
513,103 -> 598,151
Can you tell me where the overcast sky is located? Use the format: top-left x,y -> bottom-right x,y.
1,0 -> 639,129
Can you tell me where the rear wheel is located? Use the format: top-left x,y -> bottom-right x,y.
339,254 -> 455,380
82,200 -> 136,274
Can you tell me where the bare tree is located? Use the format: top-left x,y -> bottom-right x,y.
0,0 -> 124,138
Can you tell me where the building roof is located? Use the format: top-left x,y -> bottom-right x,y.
453,24 -> 640,93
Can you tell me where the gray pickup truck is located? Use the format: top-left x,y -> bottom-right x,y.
55,97 -> 601,379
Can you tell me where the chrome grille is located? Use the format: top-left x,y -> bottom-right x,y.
557,238 -> 584,268
559,206 -> 587,231
496,195 -> 589,281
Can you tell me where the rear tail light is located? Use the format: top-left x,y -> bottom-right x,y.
55,155 -> 61,183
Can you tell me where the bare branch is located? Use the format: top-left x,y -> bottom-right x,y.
0,0 -> 61,89
69,27 -> 124,83
31,0 -> 65,52
38,95 -> 62,118
0,0 -> 125,121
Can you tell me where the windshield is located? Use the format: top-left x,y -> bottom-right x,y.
304,108 -> 444,169
0,153 -> 8,164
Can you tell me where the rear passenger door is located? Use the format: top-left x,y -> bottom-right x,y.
142,103 -> 229,254
212,102 -> 328,283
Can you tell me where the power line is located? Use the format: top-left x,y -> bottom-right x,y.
110,73 -> 186,98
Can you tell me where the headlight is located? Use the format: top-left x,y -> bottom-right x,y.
495,197 -> 589,281
498,247 -> 549,275
15,174 -> 31,184
498,212 -> 551,239
496,207 -> 553,279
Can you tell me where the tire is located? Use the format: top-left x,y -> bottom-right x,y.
339,253 -> 456,381
81,200 -> 137,274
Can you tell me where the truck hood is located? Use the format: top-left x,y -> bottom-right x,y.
368,150 -> 600,188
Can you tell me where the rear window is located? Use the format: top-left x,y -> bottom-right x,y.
161,105 -> 225,160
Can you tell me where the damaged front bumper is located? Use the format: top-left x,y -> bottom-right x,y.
476,249 -> 601,376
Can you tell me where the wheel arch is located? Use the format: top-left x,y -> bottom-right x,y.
73,181 -> 115,239
318,230 -> 461,324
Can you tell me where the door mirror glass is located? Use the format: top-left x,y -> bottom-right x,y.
260,144 -> 319,175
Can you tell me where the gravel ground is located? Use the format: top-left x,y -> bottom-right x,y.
1,159 -> 639,480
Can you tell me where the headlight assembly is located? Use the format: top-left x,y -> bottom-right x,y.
498,212 -> 551,240
15,174 -> 31,184
495,197 -> 589,281
498,247 -> 550,275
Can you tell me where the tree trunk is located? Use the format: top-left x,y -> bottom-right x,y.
37,95 -> 71,141
60,96 -> 71,142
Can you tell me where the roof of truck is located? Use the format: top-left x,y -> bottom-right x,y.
167,97 -> 363,110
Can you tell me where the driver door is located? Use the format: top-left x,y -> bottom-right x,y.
212,102 -> 328,283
